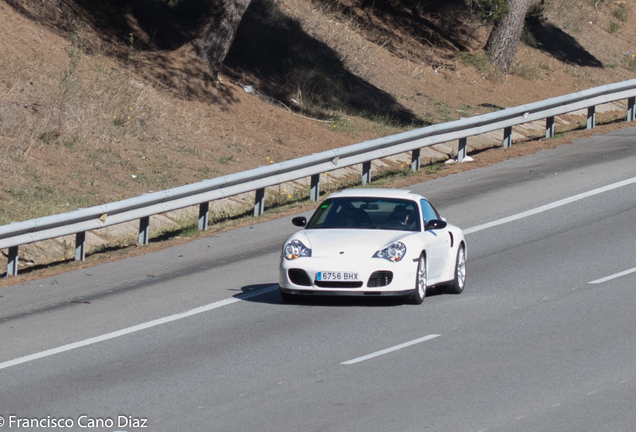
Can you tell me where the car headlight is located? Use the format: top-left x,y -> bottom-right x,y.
284,239 -> 312,260
373,242 -> 407,262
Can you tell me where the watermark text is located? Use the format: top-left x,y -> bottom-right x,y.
0,414 -> 147,428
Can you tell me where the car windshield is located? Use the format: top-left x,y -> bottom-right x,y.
306,197 -> 421,231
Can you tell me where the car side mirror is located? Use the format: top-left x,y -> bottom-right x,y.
425,219 -> 447,230
292,216 -> 307,227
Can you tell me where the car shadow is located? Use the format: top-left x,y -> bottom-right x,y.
237,283 -> 443,306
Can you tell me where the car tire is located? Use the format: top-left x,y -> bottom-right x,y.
447,244 -> 466,295
410,253 -> 427,304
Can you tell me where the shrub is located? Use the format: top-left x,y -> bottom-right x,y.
613,8 -> 628,22
609,22 -> 620,34
458,52 -> 490,73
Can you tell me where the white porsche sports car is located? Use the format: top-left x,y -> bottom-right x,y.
279,188 -> 466,304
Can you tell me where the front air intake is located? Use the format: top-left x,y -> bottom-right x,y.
367,271 -> 393,287
288,269 -> 312,286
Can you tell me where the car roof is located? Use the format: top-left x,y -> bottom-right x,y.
327,188 -> 424,201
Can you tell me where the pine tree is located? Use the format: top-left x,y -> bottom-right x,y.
485,0 -> 534,74
196,0 -> 251,80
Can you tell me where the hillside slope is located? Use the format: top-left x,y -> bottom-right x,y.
1,0 -> 635,268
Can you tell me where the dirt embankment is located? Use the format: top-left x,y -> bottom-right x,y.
1,0 -> 635,283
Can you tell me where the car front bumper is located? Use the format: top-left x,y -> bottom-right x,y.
279,255 -> 417,296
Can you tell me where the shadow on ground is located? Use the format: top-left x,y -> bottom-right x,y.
225,0 -> 423,126
238,283 -> 447,306
312,0 -> 472,59
4,0 -> 236,105
5,0 -> 423,124
528,21 -> 604,68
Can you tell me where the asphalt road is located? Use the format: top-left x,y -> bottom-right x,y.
1,127 -> 636,432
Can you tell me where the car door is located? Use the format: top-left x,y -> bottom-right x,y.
420,199 -> 449,280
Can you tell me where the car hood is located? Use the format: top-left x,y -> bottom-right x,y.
300,229 -> 411,258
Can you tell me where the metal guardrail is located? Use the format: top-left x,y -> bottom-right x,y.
3,79 -> 636,276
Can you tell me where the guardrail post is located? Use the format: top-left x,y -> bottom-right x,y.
75,232 -> 86,261
139,216 -> 150,245
411,149 -> 420,172
546,116 -> 555,138
362,161 -> 371,185
503,126 -> 512,148
310,174 -> 320,201
587,106 -> 596,129
198,202 -> 209,231
457,138 -> 467,162
254,188 -> 265,217
6,246 -> 18,277
628,97 -> 636,122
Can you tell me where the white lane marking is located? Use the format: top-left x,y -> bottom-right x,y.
589,266 -> 636,284
464,176 -> 636,234
0,285 -> 279,371
341,334 -> 440,365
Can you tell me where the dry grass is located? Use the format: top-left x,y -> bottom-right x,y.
543,0 -> 596,32
1,0 -> 636,241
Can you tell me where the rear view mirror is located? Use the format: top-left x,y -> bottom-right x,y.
292,216 -> 307,227
361,203 -> 379,210
425,219 -> 447,230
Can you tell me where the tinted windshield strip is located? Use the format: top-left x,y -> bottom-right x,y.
306,197 -> 421,232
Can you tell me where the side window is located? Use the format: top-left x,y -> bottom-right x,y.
420,199 -> 440,224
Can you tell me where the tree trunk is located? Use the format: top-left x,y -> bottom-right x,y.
196,0 -> 251,80
486,0 -> 533,74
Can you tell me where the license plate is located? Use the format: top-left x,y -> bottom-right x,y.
317,271 -> 360,281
